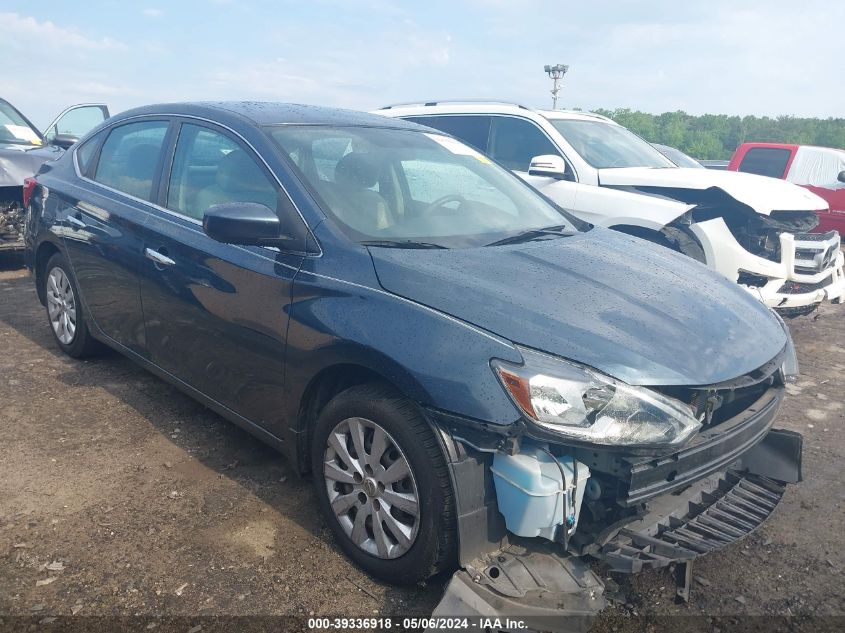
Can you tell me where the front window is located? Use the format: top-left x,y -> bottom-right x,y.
488,117 -> 561,172
0,100 -> 42,147
550,119 -> 675,169
266,125 -> 578,248
167,124 -> 277,221
45,105 -> 109,142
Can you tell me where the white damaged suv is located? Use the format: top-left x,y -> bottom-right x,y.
376,102 -> 845,317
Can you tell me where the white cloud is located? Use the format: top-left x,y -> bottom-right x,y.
0,13 -> 131,126
2,2 -> 844,126
142,8 -> 163,18
562,5 -> 845,116
201,20 -> 453,110
0,12 -> 125,52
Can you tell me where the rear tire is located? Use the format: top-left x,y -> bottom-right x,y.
311,382 -> 457,584
42,252 -> 102,358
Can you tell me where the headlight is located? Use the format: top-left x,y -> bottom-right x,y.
492,347 -> 701,449
771,311 -> 799,382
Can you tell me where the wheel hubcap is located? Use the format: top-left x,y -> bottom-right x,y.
46,267 -> 77,345
323,417 -> 420,559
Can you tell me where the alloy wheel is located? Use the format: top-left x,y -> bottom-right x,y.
323,417 -> 420,559
46,267 -> 77,345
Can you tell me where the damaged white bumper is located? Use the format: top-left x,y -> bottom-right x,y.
690,218 -> 845,314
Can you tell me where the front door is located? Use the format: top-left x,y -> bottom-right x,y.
137,121 -> 305,433
44,104 -> 110,147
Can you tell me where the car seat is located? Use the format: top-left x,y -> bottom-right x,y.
196,150 -> 277,215
331,153 -> 389,233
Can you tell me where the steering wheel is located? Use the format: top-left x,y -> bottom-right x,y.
423,194 -> 465,214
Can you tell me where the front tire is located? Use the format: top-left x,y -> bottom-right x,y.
311,383 -> 457,584
43,252 -> 102,358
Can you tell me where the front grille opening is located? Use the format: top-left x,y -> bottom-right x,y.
737,270 -> 769,288
658,363 -> 780,430
794,230 -> 838,242
779,276 -> 832,294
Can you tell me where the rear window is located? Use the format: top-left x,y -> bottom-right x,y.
93,121 -> 169,201
738,148 -> 792,179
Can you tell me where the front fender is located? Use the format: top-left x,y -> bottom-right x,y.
577,184 -> 693,230
532,178 -> 692,230
282,264 -> 524,440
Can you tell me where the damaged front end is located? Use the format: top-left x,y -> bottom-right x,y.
425,344 -> 802,630
642,186 -> 845,317
688,204 -> 844,316
0,187 -> 26,252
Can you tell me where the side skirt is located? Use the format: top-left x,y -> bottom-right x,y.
88,322 -> 288,455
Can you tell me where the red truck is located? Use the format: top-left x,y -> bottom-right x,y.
728,142 -> 845,234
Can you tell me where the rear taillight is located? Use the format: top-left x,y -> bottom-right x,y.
22,177 -> 38,208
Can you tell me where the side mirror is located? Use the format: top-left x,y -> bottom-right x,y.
528,154 -> 569,180
50,133 -> 80,150
203,202 -> 282,246
838,170 -> 845,184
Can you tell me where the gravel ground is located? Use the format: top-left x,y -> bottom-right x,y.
1,255 -> 843,632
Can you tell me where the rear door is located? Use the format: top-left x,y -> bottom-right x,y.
62,118 -> 172,355
402,115 -> 492,153
136,120 -> 307,433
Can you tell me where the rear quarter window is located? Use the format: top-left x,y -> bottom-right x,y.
738,147 -> 792,179
75,130 -> 106,177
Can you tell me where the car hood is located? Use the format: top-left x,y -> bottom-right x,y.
598,166 -> 828,214
520,174 -> 694,227
0,144 -> 63,187
369,229 -> 787,387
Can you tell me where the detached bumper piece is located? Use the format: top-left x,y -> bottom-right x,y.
431,545 -> 606,633
620,387 -> 783,506
596,470 -> 784,573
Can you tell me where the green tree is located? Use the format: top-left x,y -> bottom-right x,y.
592,109 -> 845,160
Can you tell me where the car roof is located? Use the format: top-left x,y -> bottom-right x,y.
376,101 -> 617,125
109,101 -> 426,130
535,109 -> 616,123
739,141 -> 845,156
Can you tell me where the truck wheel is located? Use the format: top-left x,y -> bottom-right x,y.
43,252 -> 102,358
311,382 -> 457,584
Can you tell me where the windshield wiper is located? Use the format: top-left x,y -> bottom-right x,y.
484,225 -> 575,247
361,240 -> 448,250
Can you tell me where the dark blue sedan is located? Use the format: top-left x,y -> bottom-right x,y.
24,102 -> 801,614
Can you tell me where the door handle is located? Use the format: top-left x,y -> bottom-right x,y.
67,215 -> 86,230
144,247 -> 176,267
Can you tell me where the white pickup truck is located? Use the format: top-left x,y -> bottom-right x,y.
376,101 -> 845,317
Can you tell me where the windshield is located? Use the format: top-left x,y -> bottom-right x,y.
266,125 -> 579,248
549,119 -> 675,169
653,144 -> 704,169
0,100 -> 42,146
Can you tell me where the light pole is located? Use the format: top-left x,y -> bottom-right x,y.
544,64 -> 569,110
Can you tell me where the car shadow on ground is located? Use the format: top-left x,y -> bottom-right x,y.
0,251 -> 24,270
0,270 -> 445,617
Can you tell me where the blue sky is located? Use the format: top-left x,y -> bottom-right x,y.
2,0 -> 842,128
